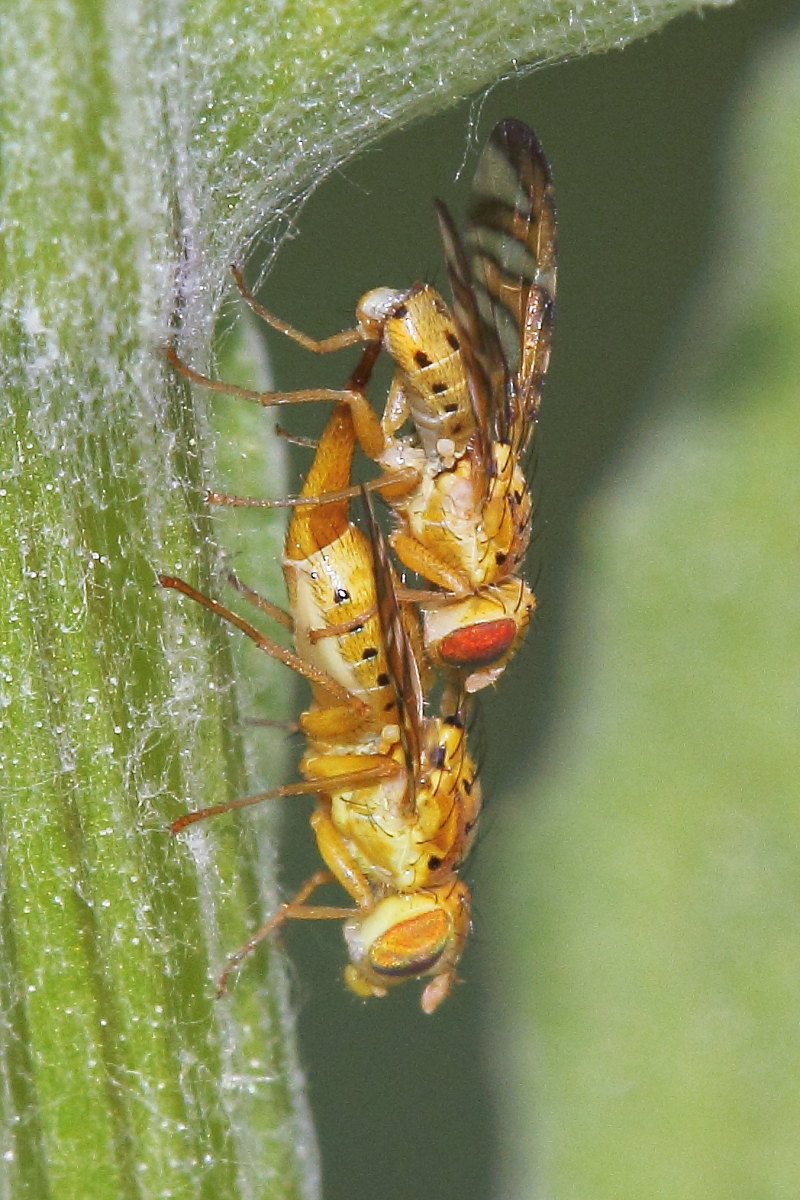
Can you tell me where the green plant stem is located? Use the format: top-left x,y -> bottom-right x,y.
0,0 -> 724,1195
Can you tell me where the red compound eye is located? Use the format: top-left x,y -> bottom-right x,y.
438,618 -> 517,668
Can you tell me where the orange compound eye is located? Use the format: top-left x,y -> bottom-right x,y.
438,617 -> 517,669
367,907 -> 451,979
343,886 -> 470,1009
344,894 -> 453,984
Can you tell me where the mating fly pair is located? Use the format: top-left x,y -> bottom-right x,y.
162,118 -> 557,1009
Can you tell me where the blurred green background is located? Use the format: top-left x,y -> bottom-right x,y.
230,1 -> 799,1197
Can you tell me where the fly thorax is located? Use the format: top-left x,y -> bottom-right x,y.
330,766 -> 408,836
396,463 -> 482,581
331,778 -> 424,892
408,461 -> 476,535
440,462 -> 479,521
415,716 -> 479,856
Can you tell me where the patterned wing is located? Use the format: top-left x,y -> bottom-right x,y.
435,199 -> 497,460
467,118 -> 557,452
359,488 -> 425,780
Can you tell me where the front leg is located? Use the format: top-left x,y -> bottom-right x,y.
165,343 -> 389,462
231,265 -> 364,354
215,866 -> 359,996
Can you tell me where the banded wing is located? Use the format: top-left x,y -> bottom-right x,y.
466,118 -> 557,453
360,488 -> 424,788
434,200 -> 496,464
